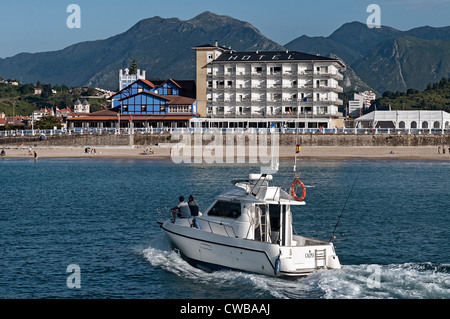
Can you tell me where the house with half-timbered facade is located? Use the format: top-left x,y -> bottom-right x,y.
67,76 -> 197,130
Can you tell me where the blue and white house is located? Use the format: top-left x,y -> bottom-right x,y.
68,75 -> 198,129
111,78 -> 197,117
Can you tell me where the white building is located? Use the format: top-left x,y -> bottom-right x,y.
192,43 -> 345,129
119,68 -> 146,90
355,110 -> 450,129
349,91 -> 377,117
74,99 -> 90,114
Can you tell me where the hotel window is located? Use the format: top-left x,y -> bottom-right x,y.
167,88 -> 173,95
271,67 -> 282,74
141,105 -> 147,112
138,88 -> 143,93
216,81 -> 224,88
123,105 -> 128,112
319,80 -> 328,87
160,105 -> 165,113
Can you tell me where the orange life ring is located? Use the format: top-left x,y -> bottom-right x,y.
290,179 -> 306,201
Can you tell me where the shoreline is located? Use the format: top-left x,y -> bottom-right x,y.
1,145 -> 449,161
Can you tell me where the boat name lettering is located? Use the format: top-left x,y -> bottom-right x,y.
305,252 -> 315,258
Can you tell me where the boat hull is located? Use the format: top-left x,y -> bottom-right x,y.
161,219 -> 340,277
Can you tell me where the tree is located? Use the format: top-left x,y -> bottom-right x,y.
129,59 -> 138,75
40,84 -> 53,99
34,115 -> 61,129
19,84 -> 34,95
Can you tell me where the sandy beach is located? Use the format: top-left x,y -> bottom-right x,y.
1,145 -> 449,161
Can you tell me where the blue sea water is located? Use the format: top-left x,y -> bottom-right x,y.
0,157 -> 449,299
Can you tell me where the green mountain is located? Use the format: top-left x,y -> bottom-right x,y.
373,77 -> 450,112
285,21 -> 450,94
352,36 -> 450,93
0,12 -> 283,90
1,14 -> 449,95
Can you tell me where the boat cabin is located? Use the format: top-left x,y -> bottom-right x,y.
199,174 -> 304,247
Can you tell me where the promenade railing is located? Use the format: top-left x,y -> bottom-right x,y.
1,127 -> 450,137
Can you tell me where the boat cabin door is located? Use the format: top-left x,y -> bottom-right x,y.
254,204 -> 271,242
254,204 -> 287,244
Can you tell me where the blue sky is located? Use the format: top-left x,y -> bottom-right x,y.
1,0 -> 449,58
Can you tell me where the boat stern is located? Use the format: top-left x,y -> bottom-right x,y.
327,253 -> 341,270
277,240 -> 341,276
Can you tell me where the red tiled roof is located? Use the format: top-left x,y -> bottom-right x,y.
168,95 -> 196,105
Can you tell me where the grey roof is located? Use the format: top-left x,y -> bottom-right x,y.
356,110 -> 450,122
213,50 -> 344,65
192,43 -> 231,51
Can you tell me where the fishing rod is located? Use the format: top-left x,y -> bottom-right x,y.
330,165 -> 362,242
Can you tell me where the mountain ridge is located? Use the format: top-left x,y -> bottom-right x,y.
285,21 -> 450,93
0,12 -> 284,90
0,12 -> 449,94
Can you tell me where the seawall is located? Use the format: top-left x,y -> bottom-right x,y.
0,132 -> 449,148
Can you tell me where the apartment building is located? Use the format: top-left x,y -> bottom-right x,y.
192,43 -> 345,129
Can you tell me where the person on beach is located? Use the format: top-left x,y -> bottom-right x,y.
171,196 -> 191,221
1,147 -> 5,157
28,146 -> 32,156
34,151 -> 38,162
188,195 -> 199,217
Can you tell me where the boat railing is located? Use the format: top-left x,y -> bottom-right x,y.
156,206 -> 173,224
157,207 -> 237,238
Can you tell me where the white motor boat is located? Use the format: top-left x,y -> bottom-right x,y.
158,173 -> 341,277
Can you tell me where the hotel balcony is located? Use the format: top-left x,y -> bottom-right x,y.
299,70 -> 314,77
251,72 -> 265,77
314,85 -> 344,93
314,72 -> 344,81
315,98 -> 344,105
210,69 -> 344,80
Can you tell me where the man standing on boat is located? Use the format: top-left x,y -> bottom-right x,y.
171,196 -> 191,221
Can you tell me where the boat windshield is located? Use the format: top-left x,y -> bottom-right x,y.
207,200 -> 241,219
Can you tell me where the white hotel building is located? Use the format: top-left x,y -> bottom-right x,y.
192,43 -> 345,129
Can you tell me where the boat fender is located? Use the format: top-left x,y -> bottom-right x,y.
274,256 -> 281,276
290,178 -> 306,201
